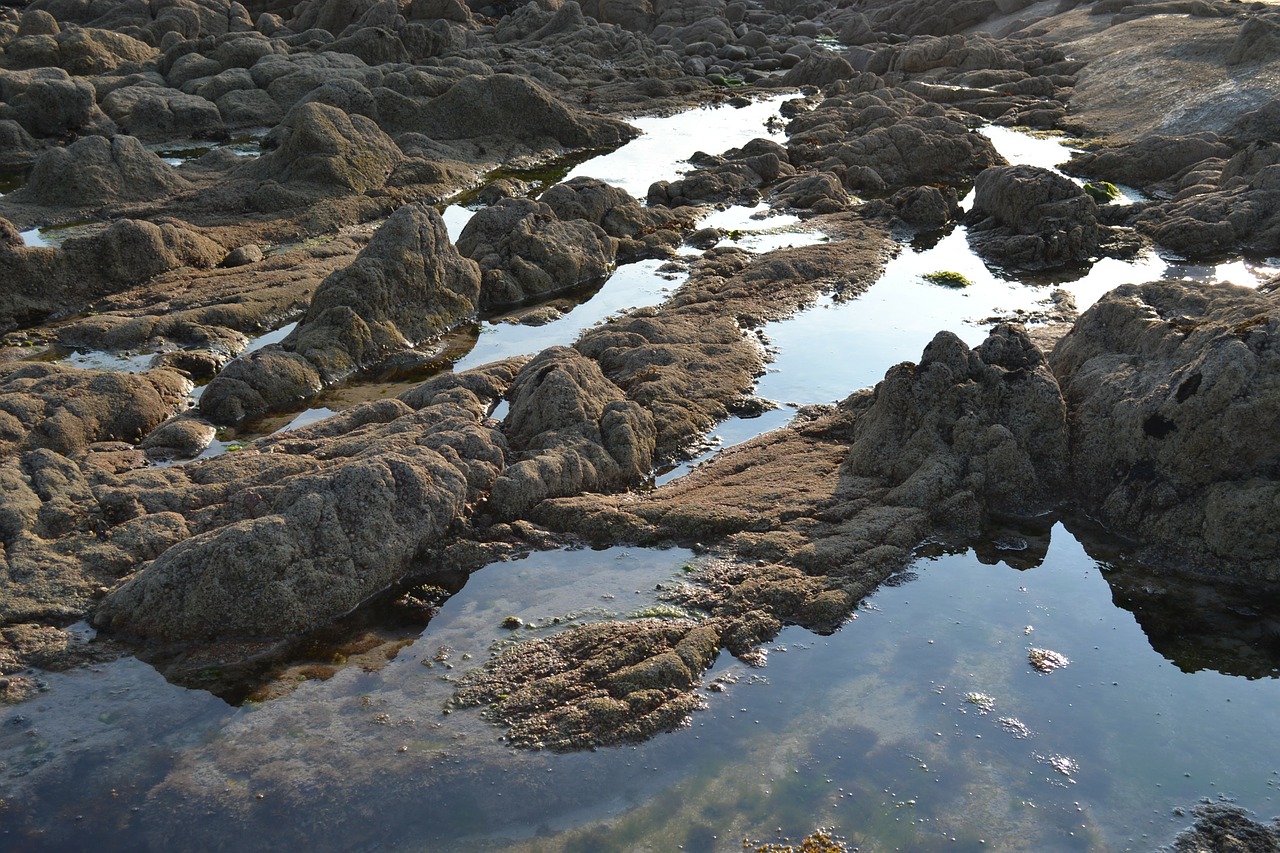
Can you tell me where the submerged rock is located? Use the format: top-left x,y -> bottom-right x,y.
453,618 -> 717,750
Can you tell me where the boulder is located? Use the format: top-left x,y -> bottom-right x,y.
100,86 -> 225,141
375,73 -> 636,151
234,101 -> 401,193
456,197 -> 616,309
200,203 -> 480,422
965,164 -> 1103,268
1051,280 -> 1280,579
0,219 -> 222,330
9,135 -> 191,208
0,363 -> 192,458
0,70 -> 114,140
488,346 -> 656,518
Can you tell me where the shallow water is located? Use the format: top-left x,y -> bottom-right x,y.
6,529 -> 1278,851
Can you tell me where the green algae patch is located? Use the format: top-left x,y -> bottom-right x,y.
923,270 -> 972,288
1083,181 -> 1121,203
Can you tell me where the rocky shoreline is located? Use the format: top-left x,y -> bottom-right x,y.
1,0 -> 1280,843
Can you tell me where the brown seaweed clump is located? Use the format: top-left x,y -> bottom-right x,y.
453,617 -> 719,750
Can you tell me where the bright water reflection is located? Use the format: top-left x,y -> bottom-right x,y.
6,530 -> 1278,851
562,95 -> 789,198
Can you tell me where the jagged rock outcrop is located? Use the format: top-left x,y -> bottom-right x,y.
488,346 -> 655,519
785,83 -> 1004,193
1063,133 -> 1233,189
200,203 -> 480,423
1051,280 -> 1280,579
1128,140 -> 1280,256
965,164 -> 1105,268
456,197 -> 617,309
648,137 -> 794,208
845,324 -> 1069,534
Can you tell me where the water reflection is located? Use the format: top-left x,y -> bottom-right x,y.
8,529 -> 1280,851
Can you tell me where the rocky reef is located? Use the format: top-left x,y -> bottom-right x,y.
0,0 -> 1275,815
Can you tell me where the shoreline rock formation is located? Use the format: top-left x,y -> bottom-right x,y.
0,0 -> 1274,788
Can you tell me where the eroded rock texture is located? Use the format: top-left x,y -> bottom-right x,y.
1051,280 -> 1280,579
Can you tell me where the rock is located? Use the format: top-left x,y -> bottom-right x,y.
0,120 -> 44,169
1170,803 -> 1280,852
100,86 -> 225,142
845,324 -> 1069,531
9,135 -> 191,208
488,346 -> 655,518
1064,133 -> 1233,189
139,416 -> 217,460
648,138 -> 794,207
1051,280 -> 1280,579
898,185 -> 962,226
1125,140 -> 1280,256
236,101 -> 400,194
781,50 -> 856,88
1226,14 -> 1280,66
375,73 -> 636,151
456,197 -> 616,310
221,244 -> 263,267
92,373 -> 509,643
453,619 -> 713,750
200,203 -> 480,422
787,89 -> 1003,193
769,171 -> 851,212
0,363 -> 192,457
0,219 -> 223,330
0,70 -> 115,140
965,164 -> 1104,268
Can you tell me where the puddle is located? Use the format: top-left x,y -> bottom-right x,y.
654,407 -> 795,486
441,204 -> 476,243
453,258 -> 683,372
6,530 -> 1278,851
978,125 -> 1146,204
149,132 -> 266,167
562,95 -> 790,199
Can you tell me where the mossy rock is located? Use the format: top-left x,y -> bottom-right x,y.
923,270 -> 972,288
1083,180 -> 1121,203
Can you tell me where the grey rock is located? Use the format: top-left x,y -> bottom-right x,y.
457,198 -> 616,310
10,135 -> 191,208
489,346 -> 656,518
200,203 -> 480,422
966,164 -> 1103,268
1051,280 -> 1280,580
